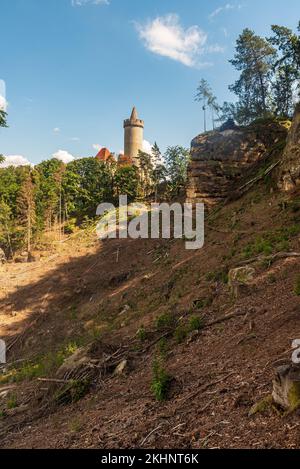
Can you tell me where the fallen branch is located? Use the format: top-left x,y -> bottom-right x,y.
237,251 -> 300,267
140,423 -> 163,446
178,371 -> 235,406
237,160 -> 281,194
37,378 -> 73,384
203,310 -> 247,329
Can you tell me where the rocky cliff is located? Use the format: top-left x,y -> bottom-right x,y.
187,120 -> 288,208
278,104 -> 300,192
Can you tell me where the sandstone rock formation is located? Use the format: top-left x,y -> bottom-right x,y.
278,104 -> 300,192
187,121 -> 288,208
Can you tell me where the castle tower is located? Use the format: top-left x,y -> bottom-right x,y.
123,107 -> 144,166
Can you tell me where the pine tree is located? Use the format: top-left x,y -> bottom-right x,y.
151,143 -> 166,202
0,200 -> 13,258
229,29 -> 276,124
0,110 -> 7,128
195,80 -> 219,131
17,169 -> 36,252
269,24 -> 300,115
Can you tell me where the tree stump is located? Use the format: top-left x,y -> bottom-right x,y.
228,266 -> 255,299
272,364 -> 300,412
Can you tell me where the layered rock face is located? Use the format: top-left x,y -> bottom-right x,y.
186,121 -> 288,208
278,104 -> 300,192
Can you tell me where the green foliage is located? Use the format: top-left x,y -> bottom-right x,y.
242,225 -> 300,260
189,315 -> 204,332
136,326 -> 147,342
64,218 -> 77,234
229,28 -> 277,124
164,146 -> 190,196
0,342 -> 79,384
55,379 -> 91,405
151,358 -> 172,401
7,394 -> 17,410
173,325 -> 188,344
206,269 -> 228,284
155,312 -> 176,331
211,23 -> 300,126
114,165 -> 140,202
195,79 -> 220,131
0,109 -> 7,128
157,337 -> 169,358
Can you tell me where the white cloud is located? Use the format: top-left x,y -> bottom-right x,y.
135,14 -> 209,68
53,127 -> 60,133
207,44 -> 225,53
0,79 -> 8,112
92,143 -> 102,151
71,0 -> 109,6
70,137 -> 80,141
142,139 -> 153,155
209,3 -> 242,19
52,150 -> 75,164
0,155 -> 32,168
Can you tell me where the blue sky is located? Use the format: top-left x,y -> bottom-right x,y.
0,0 -> 299,166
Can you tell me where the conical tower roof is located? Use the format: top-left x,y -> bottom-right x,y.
130,106 -> 138,121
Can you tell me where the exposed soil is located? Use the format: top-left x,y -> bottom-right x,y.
1,184 -> 300,449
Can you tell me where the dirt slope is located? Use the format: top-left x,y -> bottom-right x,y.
1,182 -> 300,449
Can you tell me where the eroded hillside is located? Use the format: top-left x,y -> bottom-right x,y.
1,175 -> 300,448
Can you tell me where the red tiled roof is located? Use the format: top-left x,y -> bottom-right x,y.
95,148 -> 112,162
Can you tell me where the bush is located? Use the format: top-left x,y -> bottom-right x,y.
151,358 -> 172,401
189,316 -> 204,332
206,270 -> 228,284
64,218 -> 77,234
137,326 -> 147,342
155,312 -> 176,331
173,325 -> 188,344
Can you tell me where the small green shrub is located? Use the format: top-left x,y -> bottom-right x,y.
64,218 -> 77,234
137,326 -> 147,342
205,270 -> 228,284
7,394 -> 17,409
189,316 -> 204,332
173,325 -> 188,344
155,312 -> 176,331
151,359 -> 172,401
0,342 -> 80,385
55,379 -> 91,405
157,337 -> 168,358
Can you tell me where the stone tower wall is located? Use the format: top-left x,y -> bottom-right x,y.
123,115 -> 144,166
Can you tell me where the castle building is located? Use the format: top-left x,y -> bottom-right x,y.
95,147 -> 115,163
123,107 -> 144,167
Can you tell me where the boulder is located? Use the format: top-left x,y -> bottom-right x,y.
186,120 -> 288,208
